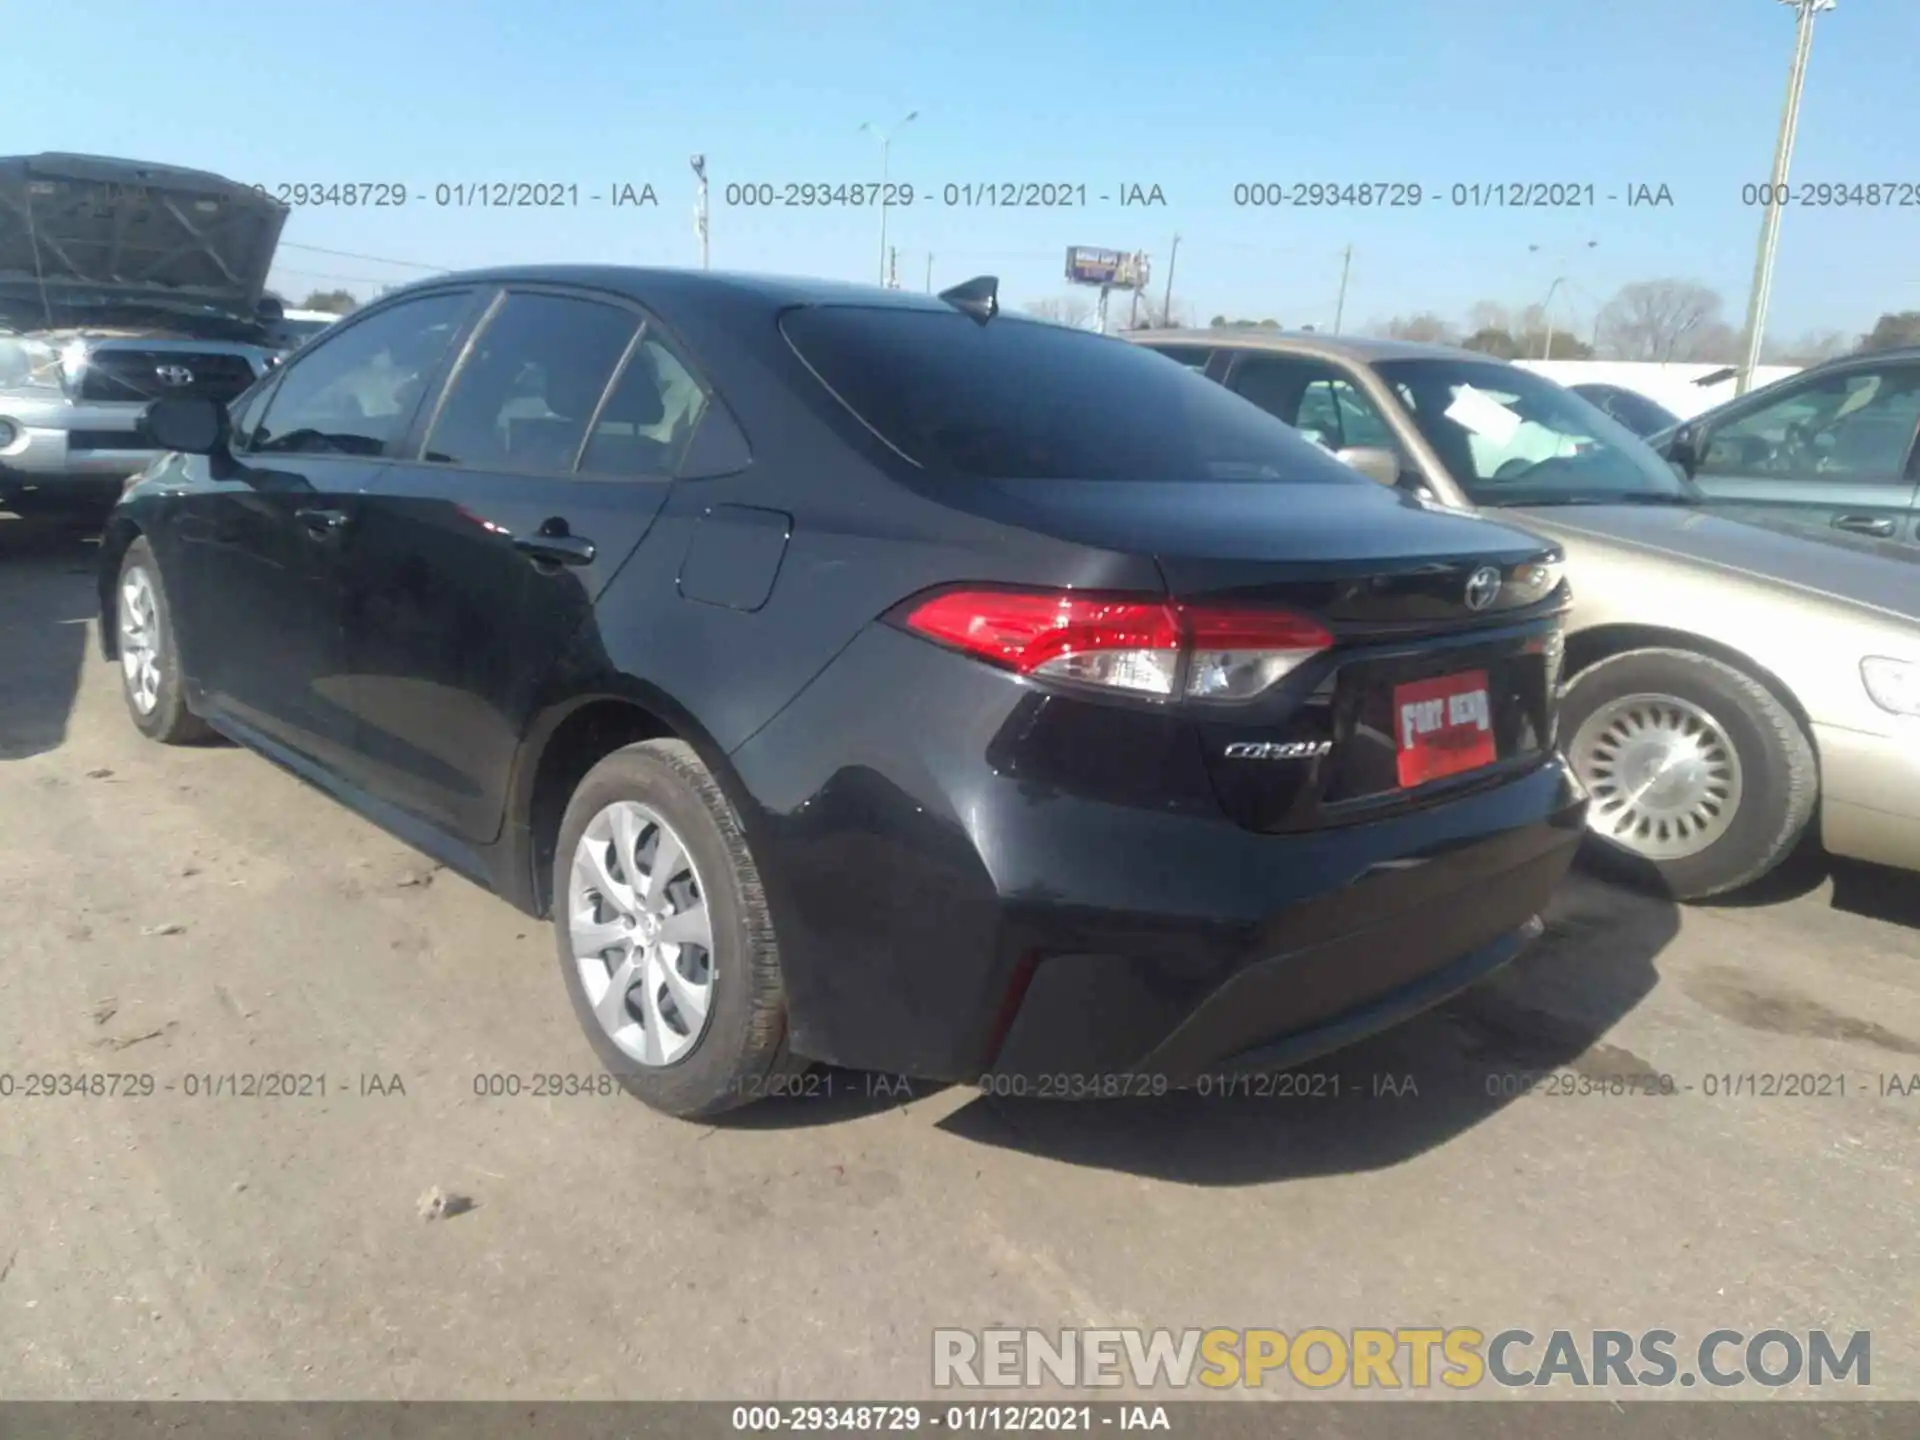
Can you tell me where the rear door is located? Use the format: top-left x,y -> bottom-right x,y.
337,286 -> 710,844
170,288 -> 478,770
1689,360 -> 1920,549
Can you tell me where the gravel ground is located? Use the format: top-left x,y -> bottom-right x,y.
1,513 -> 1915,1409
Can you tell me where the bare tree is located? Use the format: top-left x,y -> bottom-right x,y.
1372,312 -> 1457,345
1855,312 -> 1920,353
1766,328 -> 1851,365
1594,281 -> 1724,362
1024,295 -> 1096,329
1131,295 -> 1193,330
299,288 -> 359,315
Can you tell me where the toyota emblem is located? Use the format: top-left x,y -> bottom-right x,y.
154,364 -> 195,387
1464,566 -> 1503,611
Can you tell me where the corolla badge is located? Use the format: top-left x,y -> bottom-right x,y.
154,364 -> 195,387
1223,740 -> 1333,760
1464,565 -> 1503,611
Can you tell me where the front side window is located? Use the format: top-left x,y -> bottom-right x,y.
252,291 -> 472,457
1700,366 -> 1920,481
783,306 -> 1364,484
1376,358 -> 1689,506
227,373 -> 280,447
423,292 -> 638,473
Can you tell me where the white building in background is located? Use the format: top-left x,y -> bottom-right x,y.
1513,360 -> 1803,421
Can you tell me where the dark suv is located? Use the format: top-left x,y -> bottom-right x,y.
102,267 -> 1586,1118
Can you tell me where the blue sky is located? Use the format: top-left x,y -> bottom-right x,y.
7,0 -> 1917,342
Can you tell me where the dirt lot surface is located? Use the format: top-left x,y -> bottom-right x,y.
2,515 -> 1917,1408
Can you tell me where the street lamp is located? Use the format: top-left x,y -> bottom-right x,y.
1528,241 -> 1597,359
1736,0 -> 1836,395
859,111 -> 918,286
690,154 -> 709,270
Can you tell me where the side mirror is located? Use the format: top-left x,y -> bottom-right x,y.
1333,445 -> 1402,488
141,395 -> 230,455
1664,426 -> 1701,476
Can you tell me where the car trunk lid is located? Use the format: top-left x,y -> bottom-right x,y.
970,476 -> 1567,831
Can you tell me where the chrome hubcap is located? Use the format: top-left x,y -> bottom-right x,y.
568,801 -> 714,1067
118,567 -> 162,716
1569,693 -> 1744,860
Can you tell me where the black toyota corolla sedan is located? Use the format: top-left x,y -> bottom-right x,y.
102,266 -> 1586,1118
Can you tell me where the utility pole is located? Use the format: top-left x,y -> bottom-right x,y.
861,111 -> 918,286
1161,234 -> 1180,326
1333,244 -> 1353,333
925,253 -> 933,292
690,155 -> 709,269
888,246 -> 898,290
1737,0 -> 1835,395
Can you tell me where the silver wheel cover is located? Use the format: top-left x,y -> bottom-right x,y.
568,801 -> 715,1067
1569,692 -> 1745,860
118,566 -> 163,716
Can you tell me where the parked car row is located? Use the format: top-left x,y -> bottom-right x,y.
105,266 -> 1593,1118
39,145 -> 1909,1119
1125,327 -> 1919,900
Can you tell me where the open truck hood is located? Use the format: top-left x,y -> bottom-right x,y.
0,152 -> 289,333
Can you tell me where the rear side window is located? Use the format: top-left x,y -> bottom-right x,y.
578,330 -> 710,477
781,306 -> 1365,484
424,292 -> 639,473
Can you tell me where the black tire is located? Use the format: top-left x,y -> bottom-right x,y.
551,739 -> 802,1119
114,537 -> 215,745
1560,647 -> 1817,901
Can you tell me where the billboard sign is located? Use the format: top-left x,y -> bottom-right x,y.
1066,246 -> 1149,291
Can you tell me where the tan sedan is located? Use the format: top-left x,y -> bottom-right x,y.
1128,329 -> 1920,898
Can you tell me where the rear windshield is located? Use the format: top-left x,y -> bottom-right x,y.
781,305 -> 1368,484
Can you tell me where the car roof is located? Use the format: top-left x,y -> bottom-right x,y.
1122,327 -> 1506,367
1797,344 -> 1920,374
372,265 -> 970,317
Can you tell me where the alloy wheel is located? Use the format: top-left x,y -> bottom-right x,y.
567,801 -> 715,1067
118,566 -> 162,716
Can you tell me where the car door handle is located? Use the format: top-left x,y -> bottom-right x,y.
1833,514 -> 1895,537
513,531 -> 597,566
295,507 -> 351,539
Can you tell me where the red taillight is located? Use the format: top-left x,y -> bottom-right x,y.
900,588 -> 1332,702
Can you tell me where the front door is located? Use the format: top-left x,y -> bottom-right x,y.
1689,360 -> 1920,550
172,288 -> 479,770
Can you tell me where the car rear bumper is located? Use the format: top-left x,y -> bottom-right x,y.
729,624 -> 1589,1084
1816,721 -> 1920,872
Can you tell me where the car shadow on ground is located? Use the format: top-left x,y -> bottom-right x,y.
1597,830 -> 1920,932
725,871 -> 1678,1185
0,514 -> 104,761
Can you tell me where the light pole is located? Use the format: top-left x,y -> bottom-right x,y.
1539,278 -> 1569,360
1161,234 -> 1180,326
1528,241 -> 1596,358
860,111 -> 917,285
690,155 -> 709,270
1737,0 -> 1835,395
